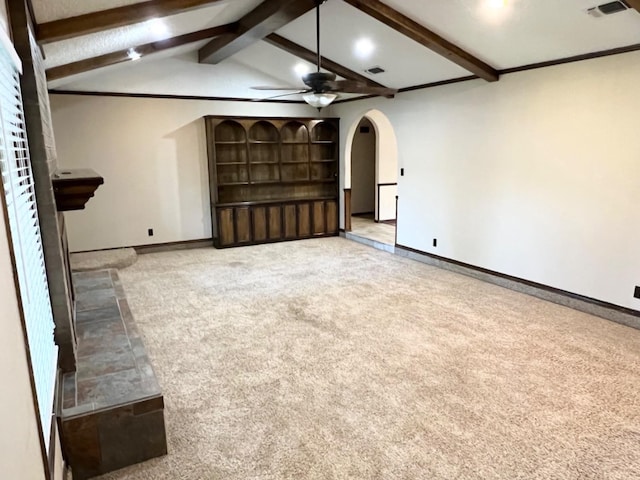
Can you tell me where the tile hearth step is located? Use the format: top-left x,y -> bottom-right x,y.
60,270 -> 167,480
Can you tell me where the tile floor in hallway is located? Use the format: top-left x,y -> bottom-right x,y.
350,216 -> 396,246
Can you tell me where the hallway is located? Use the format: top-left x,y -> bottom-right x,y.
348,215 -> 396,250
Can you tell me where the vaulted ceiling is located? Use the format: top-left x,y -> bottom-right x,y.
35,0 -> 640,101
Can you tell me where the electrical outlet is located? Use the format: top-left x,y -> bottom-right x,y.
634,286 -> 640,299
433,238 -> 437,247
148,228 -> 154,237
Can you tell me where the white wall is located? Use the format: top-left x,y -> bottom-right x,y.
51,94 -> 317,251
350,118 -> 375,214
333,51 -> 640,311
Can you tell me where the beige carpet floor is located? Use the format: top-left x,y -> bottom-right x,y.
97,237 -> 640,480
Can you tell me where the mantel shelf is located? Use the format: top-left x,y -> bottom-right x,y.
52,168 -> 104,212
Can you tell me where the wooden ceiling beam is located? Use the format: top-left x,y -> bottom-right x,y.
37,0 -> 227,44
624,0 -> 640,13
46,23 -> 236,82
264,34 -> 388,89
199,0 -> 316,64
342,0 -> 499,82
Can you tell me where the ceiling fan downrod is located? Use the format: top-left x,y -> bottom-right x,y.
315,0 -> 327,73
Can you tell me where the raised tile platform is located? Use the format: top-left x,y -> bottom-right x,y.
60,270 -> 167,480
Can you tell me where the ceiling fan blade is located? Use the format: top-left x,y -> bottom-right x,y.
327,80 -> 398,98
252,89 -> 310,101
251,86 -> 306,91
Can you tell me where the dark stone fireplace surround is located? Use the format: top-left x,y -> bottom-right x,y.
60,269 -> 167,479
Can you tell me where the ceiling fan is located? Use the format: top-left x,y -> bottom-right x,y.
251,0 -> 398,108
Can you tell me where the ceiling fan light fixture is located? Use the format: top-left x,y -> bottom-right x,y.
302,92 -> 337,108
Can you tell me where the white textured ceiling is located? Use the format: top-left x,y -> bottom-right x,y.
379,0 -> 640,69
51,38 -> 359,103
49,49 -> 315,101
37,0 -> 640,98
32,0 -> 142,23
277,1 -> 470,89
43,0 -> 262,68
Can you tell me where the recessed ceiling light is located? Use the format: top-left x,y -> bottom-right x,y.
294,62 -> 312,76
127,48 -> 142,61
146,18 -> 170,39
354,38 -> 375,59
486,0 -> 507,8
479,0 -> 512,23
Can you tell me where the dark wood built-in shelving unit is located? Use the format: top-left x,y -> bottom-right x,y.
206,116 -> 340,248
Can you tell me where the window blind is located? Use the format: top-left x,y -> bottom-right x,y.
0,35 -> 58,450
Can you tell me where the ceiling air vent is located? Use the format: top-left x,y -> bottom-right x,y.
366,66 -> 385,75
586,1 -> 629,17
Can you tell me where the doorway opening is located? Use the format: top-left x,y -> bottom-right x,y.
351,117 -> 376,220
345,110 -> 398,249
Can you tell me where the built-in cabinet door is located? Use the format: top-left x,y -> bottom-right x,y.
268,206 -> 282,240
298,204 -> 311,237
312,201 -> 325,235
218,208 -> 235,246
283,205 -> 297,239
326,200 -> 338,234
236,207 -> 251,244
252,207 -> 268,242
217,200 -> 338,247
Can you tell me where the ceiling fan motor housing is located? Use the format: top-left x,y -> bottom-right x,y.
303,72 -> 337,92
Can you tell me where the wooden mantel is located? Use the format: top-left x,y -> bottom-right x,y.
52,168 -> 104,211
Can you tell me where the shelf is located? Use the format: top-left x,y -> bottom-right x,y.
281,179 -> 334,184
311,159 -> 336,163
281,161 -> 309,165
311,141 -> 335,144
216,196 -> 338,208
282,141 -> 309,145
249,161 -> 279,165
217,162 -> 247,166
216,141 -> 245,145
249,140 -> 279,144
219,179 -> 335,186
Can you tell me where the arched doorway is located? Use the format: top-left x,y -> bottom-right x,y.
350,118 -> 376,219
344,109 -> 399,247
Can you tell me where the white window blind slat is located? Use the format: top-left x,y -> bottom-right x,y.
0,42 -> 57,451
